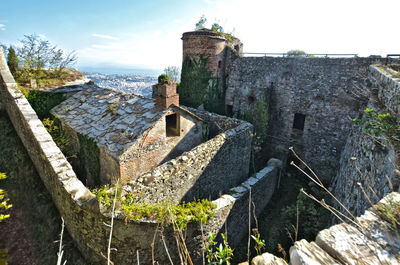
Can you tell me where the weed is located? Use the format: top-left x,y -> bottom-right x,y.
106,103 -> 119,115
374,194 -> 400,233
353,108 -> 400,147
0,173 -> 12,222
206,232 -> 234,265
92,186 -> 216,229
251,230 -> 265,256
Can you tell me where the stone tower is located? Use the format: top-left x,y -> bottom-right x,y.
181,30 -> 242,81
181,30 -> 242,114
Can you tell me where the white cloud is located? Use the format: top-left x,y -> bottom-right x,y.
78,30 -> 183,69
91,42 -> 124,49
0,24 -> 5,31
174,19 -> 184,24
78,0 -> 400,69
91,33 -> 119,40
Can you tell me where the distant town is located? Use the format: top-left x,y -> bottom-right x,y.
83,72 -> 157,97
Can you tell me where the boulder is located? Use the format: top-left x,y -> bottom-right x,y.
289,239 -> 339,265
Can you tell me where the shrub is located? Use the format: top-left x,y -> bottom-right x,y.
158,74 -> 169,84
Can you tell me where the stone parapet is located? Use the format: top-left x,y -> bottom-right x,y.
369,64 -> 400,117
252,192 -> 400,265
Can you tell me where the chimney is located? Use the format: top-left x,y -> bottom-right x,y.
155,81 -> 179,108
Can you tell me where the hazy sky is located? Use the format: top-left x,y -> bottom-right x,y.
1,0 -> 399,71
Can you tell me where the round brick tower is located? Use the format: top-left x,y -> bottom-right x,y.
181,30 -> 242,80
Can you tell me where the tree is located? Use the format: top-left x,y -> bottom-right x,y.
17,34 -> 77,77
163,66 -> 180,83
287,50 -> 307,57
195,15 -> 207,30
7,46 -> 19,76
211,23 -> 224,33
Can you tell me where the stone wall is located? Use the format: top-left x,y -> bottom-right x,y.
369,64 -> 400,116
124,114 -> 253,203
0,48 -> 188,264
332,65 -> 400,218
226,57 -> 389,183
119,108 -> 204,183
249,192 -> 400,265
0,47 -> 274,264
203,159 -> 281,250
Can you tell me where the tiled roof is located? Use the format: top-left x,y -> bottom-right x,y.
51,88 -> 173,158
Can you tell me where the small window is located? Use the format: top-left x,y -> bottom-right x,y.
234,45 -> 240,52
248,96 -> 255,104
166,113 -> 180,136
218,60 -> 222,68
226,105 -> 233,116
293,113 -> 306,131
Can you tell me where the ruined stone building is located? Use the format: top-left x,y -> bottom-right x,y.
1,27 -> 400,264
52,82 -> 205,186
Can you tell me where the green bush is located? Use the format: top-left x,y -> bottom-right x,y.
281,182 -> 330,241
353,107 -> 400,147
25,90 -> 66,119
157,74 -> 169,84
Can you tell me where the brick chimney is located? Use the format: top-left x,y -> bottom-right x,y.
155,81 -> 179,108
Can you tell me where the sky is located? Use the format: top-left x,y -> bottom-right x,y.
1,0 -> 399,73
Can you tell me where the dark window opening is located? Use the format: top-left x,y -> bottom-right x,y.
226,105 -> 233,116
248,96 -> 255,104
293,113 -> 306,131
234,45 -> 240,52
166,113 -> 180,136
218,60 -> 222,68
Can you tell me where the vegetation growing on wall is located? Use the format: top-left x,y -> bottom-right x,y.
25,90 -> 66,119
242,98 -> 269,171
353,107 -> 400,148
0,173 -> 12,222
77,133 -> 100,188
24,90 -> 74,157
92,185 -> 216,229
179,55 -> 225,114
194,15 -> 237,43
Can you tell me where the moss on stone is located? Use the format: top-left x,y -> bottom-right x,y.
77,133 -> 100,188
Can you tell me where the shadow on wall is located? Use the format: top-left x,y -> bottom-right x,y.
180,126 -> 252,202
159,124 -> 204,165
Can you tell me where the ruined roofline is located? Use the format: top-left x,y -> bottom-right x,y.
182,30 -> 227,40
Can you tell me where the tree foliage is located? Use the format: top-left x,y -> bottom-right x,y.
163,66 -> 180,83
287,50 -> 307,57
179,55 -> 225,114
7,46 -> 18,76
18,34 -> 76,74
281,182 -> 330,241
211,23 -> 224,33
11,34 -> 77,85
195,15 -> 207,30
